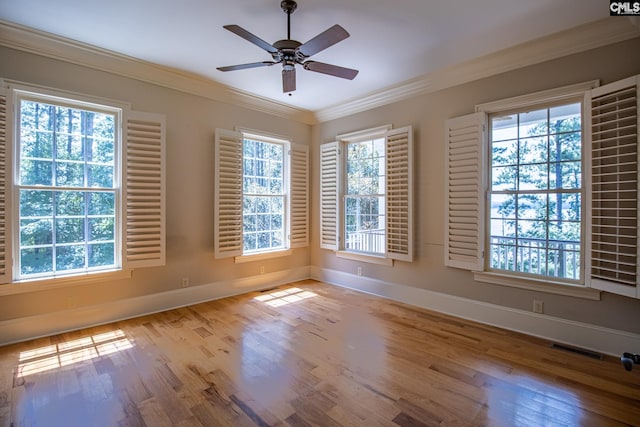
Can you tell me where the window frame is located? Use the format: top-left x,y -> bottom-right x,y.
485,98 -> 585,285
239,131 -> 290,257
12,89 -> 123,281
342,130 -> 388,257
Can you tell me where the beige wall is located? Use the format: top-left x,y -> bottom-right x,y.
311,38 -> 640,334
0,46 -> 311,322
1,36 -> 640,339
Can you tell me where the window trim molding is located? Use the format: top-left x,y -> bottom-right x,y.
335,250 -> 394,266
476,80 -> 600,113
337,124 -> 392,142
234,249 -> 293,264
473,271 -> 601,300
0,269 -> 132,296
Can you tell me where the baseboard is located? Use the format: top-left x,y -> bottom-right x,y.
4,265 -> 638,357
0,266 -> 310,346
310,266 -> 640,357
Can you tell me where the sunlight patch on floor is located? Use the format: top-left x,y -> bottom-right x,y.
253,287 -> 317,307
17,329 -> 133,377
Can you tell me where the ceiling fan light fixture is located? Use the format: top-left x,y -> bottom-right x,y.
217,0 -> 358,93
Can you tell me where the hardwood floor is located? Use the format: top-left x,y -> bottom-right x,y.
0,280 -> 639,426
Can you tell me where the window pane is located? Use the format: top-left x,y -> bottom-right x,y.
89,243 -> 115,267
88,192 -> 115,215
56,245 -> 85,272
56,161 -> 84,187
518,164 -> 548,190
20,190 -> 53,217
549,103 -> 581,132
88,164 -> 114,188
20,159 -> 53,185
519,109 -> 547,137
519,137 -> 547,164
56,191 -> 84,216
56,218 -> 85,244
20,219 -> 53,245
491,139 -> 517,166
88,137 -> 114,163
21,130 -> 53,159
491,115 -> 518,141
491,165 -> 517,191
550,132 -> 581,162
89,217 -> 115,241
21,247 -> 53,275
55,134 -> 84,160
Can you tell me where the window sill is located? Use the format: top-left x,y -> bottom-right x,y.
473,271 -> 601,300
0,269 -> 133,296
335,251 -> 394,266
235,249 -> 293,264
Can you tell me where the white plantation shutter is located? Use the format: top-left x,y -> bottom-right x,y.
320,142 -> 339,250
385,126 -> 413,261
122,110 -> 166,269
290,144 -> 309,248
0,89 -> 10,283
588,75 -> 640,298
444,112 -> 487,271
214,129 -> 243,258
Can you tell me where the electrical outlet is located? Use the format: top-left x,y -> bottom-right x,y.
357,267 -> 362,276
260,265 -> 265,274
533,300 -> 544,314
181,277 -> 189,288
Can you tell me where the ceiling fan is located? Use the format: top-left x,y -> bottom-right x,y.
217,0 -> 359,93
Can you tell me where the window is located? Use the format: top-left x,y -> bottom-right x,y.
242,137 -> 285,253
16,95 -> 118,279
488,102 -> 582,282
0,84 -> 165,286
445,76 -> 640,299
320,125 -> 413,262
214,128 -> 308,260
345,137 -> 386,254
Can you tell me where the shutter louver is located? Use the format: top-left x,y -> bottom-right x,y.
444,112 -> 487,271
0,89 -> 10,283
214,129 -> 243,258
589,76 -> 640,298
385,126 -> 413,261
290,144 -> 309,248
320,142 -> 339,250
123,111 -> 166,269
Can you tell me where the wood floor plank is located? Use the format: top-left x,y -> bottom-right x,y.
1,279 -> 639,427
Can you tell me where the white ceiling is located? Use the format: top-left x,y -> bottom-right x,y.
0,0 -> 612,112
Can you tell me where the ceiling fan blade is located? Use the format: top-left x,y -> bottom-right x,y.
303,61 -> 358,80
217,61 -> 276,72
283,68 -> 296,93
223,25 -> 278,54
298,24 -> 349,57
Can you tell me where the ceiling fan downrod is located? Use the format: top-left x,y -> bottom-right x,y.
281,0 -> 297,40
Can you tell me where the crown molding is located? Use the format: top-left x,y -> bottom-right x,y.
0,20 -> 316,124
315,17 -> 640,123
1,18 -> 638,125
